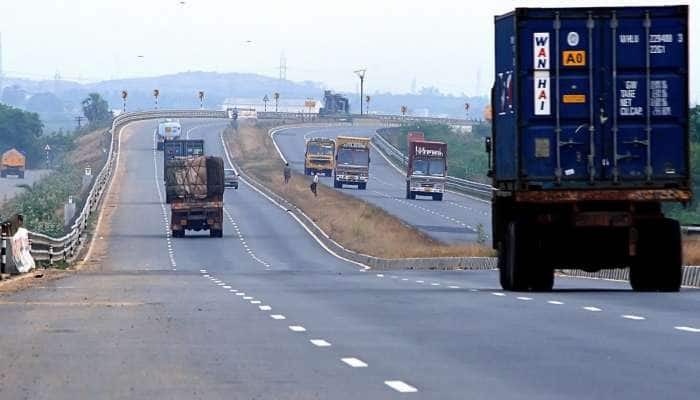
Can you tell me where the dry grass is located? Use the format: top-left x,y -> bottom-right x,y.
70,129 -> 108,169
684,240 -> 700,266
226,124 -> 494,259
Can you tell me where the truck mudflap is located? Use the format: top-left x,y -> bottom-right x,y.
513,189 -> 691,203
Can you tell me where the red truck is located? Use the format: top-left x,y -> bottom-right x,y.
406,132 -> 447,201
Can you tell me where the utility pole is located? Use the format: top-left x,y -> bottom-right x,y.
198,91 -> 205,109
153,89 -> 160,109
273,92 -> 280,112
263,94 -> 269,112
354,69 -> 366,115
121,90 -> 128,113
365,95 -> 371,115
74,116 -> 84,129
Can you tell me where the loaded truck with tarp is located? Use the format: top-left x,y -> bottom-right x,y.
166,155 -> 225,238
489,5 -> 691,292
333,136 -> 370,189
305,137 -> 335,176
405,131 -> 447,201
155,119 -> 182,150
163,139 -> 205,198
1,149 -> 26,178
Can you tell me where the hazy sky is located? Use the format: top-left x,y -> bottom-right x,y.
0,0 -> 696,99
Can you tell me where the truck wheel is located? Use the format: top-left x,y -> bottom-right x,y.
18,171 -> 24,179
157,142 -> 164,151
358,183 -> 367,190
0,171 -> 5,178
172,229 -> 184,238
406,182 -> 411,199
210,229 -> 223,238
504,221 -> 530,291
304,168 -> 309,175
334,180 -> 342,189
631,219 -> 681,292
529,266 -> 554,292
432,193 -> 443,201
498,242 -> 511,290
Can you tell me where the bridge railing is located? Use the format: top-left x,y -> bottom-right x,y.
256,111 -> 476,127
27,109 -> 228,264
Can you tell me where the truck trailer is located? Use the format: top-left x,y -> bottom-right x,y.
305,137 -> 335,176
334,136 -> 370,189
166,155 -> 225,238
163,139 -> 205,202
406,132 -> 447,201
490,6 -> 691,292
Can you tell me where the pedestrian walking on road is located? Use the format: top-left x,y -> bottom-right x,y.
283,163 -> 291,184
310,173 -> 319,197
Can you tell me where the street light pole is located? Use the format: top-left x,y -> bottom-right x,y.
121,90 -> 128,112
263,94 -> 269,112
153,89 -> 160,110
354,69 -> 366,115
198,91 -> 205,109
273,92 -> 280,112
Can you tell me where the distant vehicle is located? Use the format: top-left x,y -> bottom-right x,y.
405,132 -> 447,201
224,169 -> 238,189
1,149 -> 26,179
304,137 -> 335,176
155,119 -> 182,150
334,136 -> 370,189
319,90 -> 350,116
166,156 -> 225,238
163,140 -> 205,201
490,5 -> 691,292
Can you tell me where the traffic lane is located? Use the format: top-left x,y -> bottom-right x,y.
274,125 -> 480,243
360,268 -> 700,329
191,261 -> 700,400
0,119 -> 387,400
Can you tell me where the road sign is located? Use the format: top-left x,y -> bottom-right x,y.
304,100 -> 316,108
44,144 -> 51,152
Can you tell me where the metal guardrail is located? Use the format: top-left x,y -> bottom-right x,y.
27,109 -> 228,264
257,111 -> 476,127
371,130 -> 492,199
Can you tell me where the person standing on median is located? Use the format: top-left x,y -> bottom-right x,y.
310,172 -> 319,197
283,162 -> 291,184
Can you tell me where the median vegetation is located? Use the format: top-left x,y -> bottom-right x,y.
224,123 -> 494,259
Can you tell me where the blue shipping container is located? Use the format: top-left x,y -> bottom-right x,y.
493,6 -> 689,190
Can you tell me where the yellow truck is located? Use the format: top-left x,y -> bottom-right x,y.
333,136 -> 370,190
1,149 -> 26,179
304,137 -> 335,176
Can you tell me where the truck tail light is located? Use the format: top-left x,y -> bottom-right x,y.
180,219 -> 188,226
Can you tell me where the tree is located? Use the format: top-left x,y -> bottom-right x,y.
81,93 -> 111,124
690,105 -> 700,144
0,103 -> 44,165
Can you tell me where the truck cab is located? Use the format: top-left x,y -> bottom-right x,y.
1,149 -> 26,179
405,132 -> 447,201
333,136 -> 370,190
304,138 -> 335,176
155,119 -> 182,150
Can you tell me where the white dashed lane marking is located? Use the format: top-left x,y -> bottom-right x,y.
341,357 -> 368,368
516,297 -> 532,301
310,339 -> 331,347
385,380 -> 418,393
583,306 -> 602,312
492,292 -> 506,297
547,301 -> 564,305
622,315 -> 646,320
270,314 -> 286,320
259,305 -> 272,311
674,326 -> 700,333
289,325 -> 307,332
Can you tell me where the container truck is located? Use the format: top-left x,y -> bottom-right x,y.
1,149 -> 26,178
489,6 -> 691,292
155,119 -> 182,150
334,136 -> 370,189
163,140 -> 205,202
305,137 -> 335,176
166,155 -> 225,238
405,132 -> 447,201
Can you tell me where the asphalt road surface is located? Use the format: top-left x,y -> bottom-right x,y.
272,124 -> 492,244
0,119 -> 698,399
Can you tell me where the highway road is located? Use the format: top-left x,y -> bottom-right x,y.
0,119 -> 699,399
0,169 -> 50,204
272,124 -> 492,244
